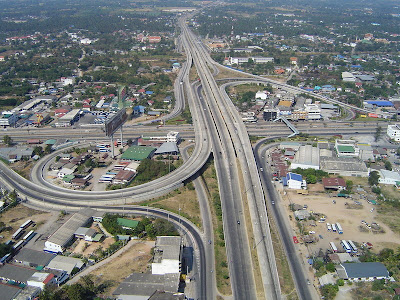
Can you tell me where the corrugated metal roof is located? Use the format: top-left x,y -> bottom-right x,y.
342,262 -> 388,279
121,146 -> 155,161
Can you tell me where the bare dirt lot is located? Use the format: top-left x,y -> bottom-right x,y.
280,187 -> 400,254
91,240 -> 155,297
0,205 -> 50,241
72,237 -> 116,257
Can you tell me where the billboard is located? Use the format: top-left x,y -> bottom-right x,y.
105,108 -> 127,137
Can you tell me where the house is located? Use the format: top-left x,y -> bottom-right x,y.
336,262 -> 389,282
378,169 -> 400,185
133,105 -> 145,115
46,255 -> 84,276
113,170 -> 136,184
322,178 -> 347,190
27,272 -> 56,290
283,172 -> 305,190
74,227 -> 97,241
294,210 -> 310,220
57,167 -> 74,179
117,218 -> 139,230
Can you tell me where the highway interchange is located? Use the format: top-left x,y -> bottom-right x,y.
0,8 -> 393,300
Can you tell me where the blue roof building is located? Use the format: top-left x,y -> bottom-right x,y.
133,105 -> 145,115
337,262 -> 389,282
283,172 -> 304,189
366,100 -> 393,107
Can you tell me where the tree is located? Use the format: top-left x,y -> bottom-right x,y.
320,284 -> 339,300
374,126 -> 382,142
3,135 -> 12,146
326,262 -> 336,273
145,223 -> 156,238
384,160 -> 392,171
368,171 -> 380,186
33,146 -> 43,157
44,144 -> 53,154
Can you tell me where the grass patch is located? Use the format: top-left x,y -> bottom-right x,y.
165,106 -> 192,125
236,162 -> 265,299
135,185 -> 202,229
214,66 -> 250,80
269,216 -> 298,299
201,158 -> 232,295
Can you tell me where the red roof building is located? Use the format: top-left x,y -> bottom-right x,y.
322,177 -> 347,190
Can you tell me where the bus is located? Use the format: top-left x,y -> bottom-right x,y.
12,228 -> 25,240
113,165 -> 126,170
0,253 -> 11,265
330,242 -> 338,253
106,172 -> 117,175
332,223 -> 337,233
348,240 -> 358,253
336,223 -> 343,234
13,240 -> 25,251
326,223 -> 332,231
96,143 -> 110,148
341,240 -> 352,253
22,230 -> 35,242
98,178 -> 112,183
99,148 -> 110,153
20,219 -> 33,229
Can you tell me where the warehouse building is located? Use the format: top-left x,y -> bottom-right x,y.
290,145 -> 320,170
152,236 -> 182,275
112,273 -> 180,300
336,262 -> 389,282
378,169 -> 400,185
55,109 -> 81,127
320,157 -> 369,177
335,139 -> 359,158
44,208 -> 96,253
121,146 -> 156,161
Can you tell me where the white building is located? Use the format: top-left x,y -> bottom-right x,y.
290,145 -> 320,170
228,56 -> 273,65
57,167 -> 74,179
342,72 -> 356,82
142,131 -> 180,143
152,236 -> 182,275
27,272 -> 56,290
80,38 -> 92,45
378,169 -> 400,185
44,208 -> 95,253
304,103 -> 321,120
0,111 -> 18,127
61,77 -> 74,86
255,91 -> 268,100
283,172 -> 305,189
387,124 -> 400,141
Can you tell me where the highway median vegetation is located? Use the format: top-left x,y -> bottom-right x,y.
201,157 -> 232,295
